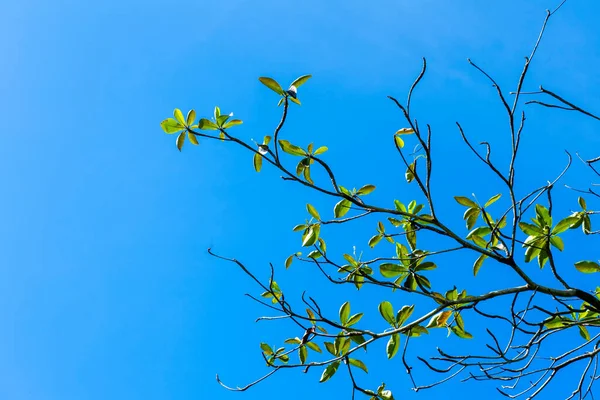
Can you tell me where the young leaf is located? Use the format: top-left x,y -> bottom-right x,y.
279,140 -> 307,156
306,342 -> 322,353
299,345 -> 308,364
307,204 -> 321,220
346,313 -> 364,327
334,199 -> 351,218
186,109 -> 196,126
198,118 -> 218,131
222,119 -> 243,129
396,128 -> 415,135
253,153 -> 263,172
386,333 -> 400,359
378,301 -> 395,326
319,361 -> 340,383
575,260 -> 600,274
339,301 -> 351,325
348,358 -> 368,373
454,196 -> 477,207
314,146 -> 328,155
173,108 -> 186,125
258,77 -> 285,95
357,184 -> 376,195
160,118 -> 184,134
368,234 -> 383,248
290,74 -> 312,88
394,135 -> 404,149
285,254 -> 294,269
176,131 -> 185,151
396,305 -> 414,326
473,254 -> 487,276
484,193 -> 502,207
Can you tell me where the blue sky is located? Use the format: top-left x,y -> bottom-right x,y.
1,0 -> 599,399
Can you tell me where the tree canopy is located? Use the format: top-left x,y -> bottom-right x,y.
161,2 -> 599,398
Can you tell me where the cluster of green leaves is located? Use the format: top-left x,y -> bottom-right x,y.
258,75 -> 312,106
378,301 -> 427,359
259,343 -> 290,365
454,194 -> 505,275
334,185 -> 375,218
260,279 -> 283,304
427,288 -> 473,339
277,141 -> 327,184
320,302 -> 368,381
160,107 -> 242,150
379,243 -> 436,291
518,201 -> 589,268
543,289 -> 600,341
393,128 -> 418,184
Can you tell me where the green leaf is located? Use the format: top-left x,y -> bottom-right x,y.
334,199 -> 351,218
386,333 -> 400,359
405,162 -> 415,183
253,153 -> 263,172
285,255 -> 294,269
307,250 -> 322,259
451,325 -> 473,339
396,128 -> 414,135
549,235 -> 564,251
575,260 -> 600,274
415,261 -> 436,272
198,118 -> 218,130
378,301 -> 396,326
319,361 -> 340,383
484,193 -> 502,207
307,204 -> 321,220
519,222 -> 543,236
579,197 -> 587,210
284,338 -> 302,344
535,204 -> 552,227
346,313 -> 363,327
299,345 -> 307,364
396,305 -> 414,326
258,77 -> 285,95
544,316 -> 571,329
357,184 -> 376,195
324,342 -> 336,355
380,263 -> 407,278
290,74 -> 312,88
454,196 -> 477,207
473,254 -> 487,276
552,216 -> 579,235
176,131 -> 185,151
186,109 -> 196,126
312,146 -> 328,156
187,131 -> 199,145
173,108 -> 185,125
368,234 -> 383,248
579,325 -> 591,341
213,106 -> 221,119
302,225 -> 320,247
260,343 -> 273,355
306,342 -> 322,353
278,140 -> 307,156
394,135 -> 404,149
465,208 -> 480,230
160,118 -> 184,134
289,96 -> 302,105
222,119 -> 243,129
348,358 -> 368,373
339,301 -> 351,325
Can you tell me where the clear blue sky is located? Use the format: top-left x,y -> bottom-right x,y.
1,0 -> 599,399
